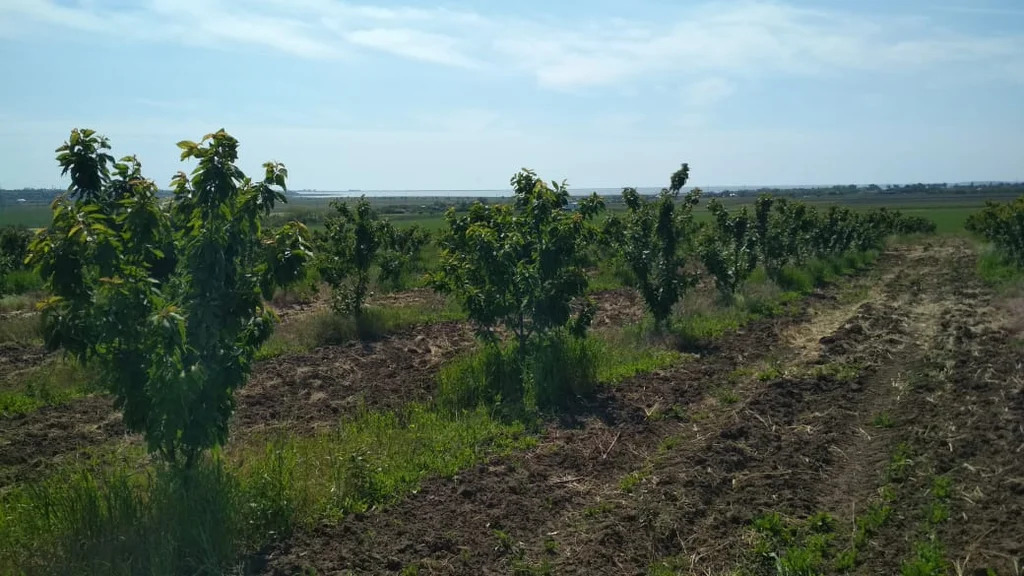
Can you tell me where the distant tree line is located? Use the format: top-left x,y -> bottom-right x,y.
708,181 -> 1024,199
5,181 -> 1024,209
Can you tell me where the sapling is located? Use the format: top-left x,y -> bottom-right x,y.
29,129 -> 311,467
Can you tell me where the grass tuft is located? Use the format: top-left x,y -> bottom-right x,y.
0,313 -> 42,345
0,404 -> 530,575
0,358 -> 99,417
437,331 -> 602,414
976,248 -> 1024,292
257,300 -> 465,360
0,269 -> 44,296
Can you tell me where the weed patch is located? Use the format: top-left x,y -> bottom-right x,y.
0,404 -> 530,575
872,412 -> 895,428
976,248 -> 1024,292
0,358 -> 98,417
0,313 -> 42,345
595,325 -> 686,385
438,326 -> 682,416
0,269 -> 43,296
258,300 -> 465,360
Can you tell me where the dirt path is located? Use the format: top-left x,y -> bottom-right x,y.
260,238 -> 1023,575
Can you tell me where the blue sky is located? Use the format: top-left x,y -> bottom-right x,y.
0,0 -> 1022,191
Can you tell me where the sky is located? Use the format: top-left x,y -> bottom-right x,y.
0,0 -> 1022,191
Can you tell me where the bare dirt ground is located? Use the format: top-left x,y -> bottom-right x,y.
0,287 -> 644,487
260,238 -> 1023,575
0,341 -> 48,383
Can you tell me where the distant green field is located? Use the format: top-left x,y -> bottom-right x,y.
0,205 -> 51,228
0,198 -> 988,235
886,206 -> 973,235
384,213 -> 449,231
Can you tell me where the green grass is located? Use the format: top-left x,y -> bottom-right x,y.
0,293 -> 40,314
257,299 -> 466,360
901,539 -> 947,576
812,361 -> 861,383
0,312 -> 42,345
714,387 -> 740,405
0,205 -> 51,228
889,207 -> 972,234
887,442 -> 913,483
897,476 -> 953,576
668,249 -> 878,351
618,469 -> 648,493
436,331 -> 603,414
595,325 -> 686,385
586,256 -> 634,293
871,412 -> 895,428
0,404 -> 531,575
748,511 -> 838,576
0,198 -> 988,236
386,213 -> 449,232
0,358 -> 99,417
976,247 -> 1024,291
0,268 -> 44,296
436,323 -> 686,416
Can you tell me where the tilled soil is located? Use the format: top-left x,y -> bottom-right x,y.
0,341 -> 49,383
0,287 -> 645,487
0,396 -> 126,486
234,321 -> 473,437
260,238 -> 1024,575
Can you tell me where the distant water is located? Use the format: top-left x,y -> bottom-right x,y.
292,186 -> 775,198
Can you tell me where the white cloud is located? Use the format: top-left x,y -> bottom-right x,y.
1,0 -> 1022,90
933,6 -> 1024,17
494,2 -> 1024,89
413,109 -> 516,135
683,78 -> 737,108
345,28 -> 477,68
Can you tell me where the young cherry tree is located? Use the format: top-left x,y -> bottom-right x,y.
432,168 -> 604,350
378,224 -> 431,289
29,129 -> 311,467
617,163 -> 702,326
699,200 -> 759,297
317,197 -> 388,315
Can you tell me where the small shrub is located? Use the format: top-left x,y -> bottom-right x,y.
432,169 -> 604,412
966,196 -> 1024,267
317,197 -> 388,315
378,224 -> 431,290
616,164 -> 702,326
699,199 -> 758,297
